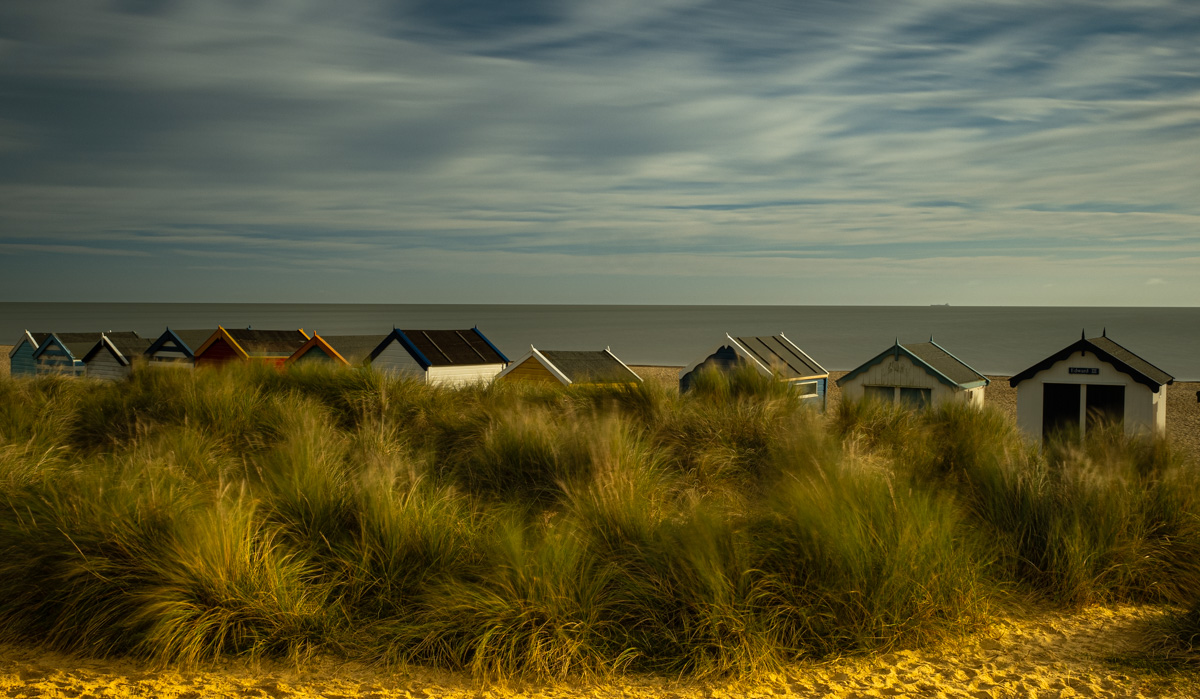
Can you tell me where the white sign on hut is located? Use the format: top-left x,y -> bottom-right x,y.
1009,331 -> 1173,440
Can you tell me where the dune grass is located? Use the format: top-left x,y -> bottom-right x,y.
0,363 -> 1198,677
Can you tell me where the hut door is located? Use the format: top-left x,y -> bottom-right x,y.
1085,384 -> 1125,433
1042,383 -> 1080,440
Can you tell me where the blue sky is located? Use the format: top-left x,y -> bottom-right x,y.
1,0 -> 1197,305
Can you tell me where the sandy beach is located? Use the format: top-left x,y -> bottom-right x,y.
1,359 -> 1198,696
1,604 -> 1197,698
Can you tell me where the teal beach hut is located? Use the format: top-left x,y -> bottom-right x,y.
8,331 -> 51,377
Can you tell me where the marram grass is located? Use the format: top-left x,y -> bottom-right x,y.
0,363 -> 1198,677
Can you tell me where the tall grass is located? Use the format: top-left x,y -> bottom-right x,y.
0,365 -> 1198,677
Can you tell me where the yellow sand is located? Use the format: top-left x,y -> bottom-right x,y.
2,605 -> 1196,698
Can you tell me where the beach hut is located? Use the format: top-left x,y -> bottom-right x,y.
193,327 -> 310,369
1009,331 -> 1173,440
288,334 -> 387,367
33,332 -> 142,377
678,334 -> 829,407
8,331 -> 51,377
143,328 -> 219,367
495,347 -> 642,387
837,339 -> 989,410
82,333 -> 153,381
368,328 -> 509,386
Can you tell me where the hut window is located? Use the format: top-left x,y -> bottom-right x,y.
899,387 -> 931,410
864,385 -> 893,403
792,381 -> 817,396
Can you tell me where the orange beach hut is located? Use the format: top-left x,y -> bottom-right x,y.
193,327 -> 310,369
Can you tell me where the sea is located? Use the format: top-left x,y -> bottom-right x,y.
2,303 -> 1198,380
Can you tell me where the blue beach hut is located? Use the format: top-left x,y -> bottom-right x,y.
8,331 -> 52,377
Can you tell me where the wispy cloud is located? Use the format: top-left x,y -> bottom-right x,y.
0,0 -> 1197,303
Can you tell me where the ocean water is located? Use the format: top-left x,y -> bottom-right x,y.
2,303 -> 1197,380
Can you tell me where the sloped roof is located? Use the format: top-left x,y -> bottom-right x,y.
903,342 -> 988,386
837,340 -> 989,390
370,328 -> 508,368
319,335 -> 388,364
40,332 -> 141,360
731,335 -> 827,378
145,328 -> 219,358
540,349 -> 641,384
8,331 -> 51,358
173,329 -> 220,354
83,334 -> 152,365
1009,335 -> 1173,391
223,328 -> 310,357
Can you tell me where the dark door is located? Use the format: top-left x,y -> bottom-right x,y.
1043,383 -> 1080,440
1085,384 -> 1125,433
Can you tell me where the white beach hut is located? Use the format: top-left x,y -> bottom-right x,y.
1009,331 -> 1173,440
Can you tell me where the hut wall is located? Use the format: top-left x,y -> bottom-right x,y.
372,342 -> 425,379
499,357 -> 561,384
10,341 -> 38,377
840,354 -> 962,407
1014,350 -> 1161,439
146,340 -> 195,367
86,350 -> 131,381
292,346 -> 334,364
36,341 -> 83,376
195,338 -> 241,368
426,363 -> 505,387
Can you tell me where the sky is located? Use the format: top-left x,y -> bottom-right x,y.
1,0 -> 1198,306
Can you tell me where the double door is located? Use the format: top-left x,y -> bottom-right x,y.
1042,383 -> 1125,439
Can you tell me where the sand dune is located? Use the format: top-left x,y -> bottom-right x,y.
2,605 -> 1196,698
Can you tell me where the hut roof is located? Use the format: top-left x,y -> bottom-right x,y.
144,328 -> 219,359
837,340 -> 988,390
318,334 -> 388,365
539,349 -> 642,384
83,334 -> 153,366
222,328 -> 310,357
37,332 -> 141,360
1009,334 -> 1173,391
369,328 -> 508,368
8,331 -> 51,358
730,335 -> 827,378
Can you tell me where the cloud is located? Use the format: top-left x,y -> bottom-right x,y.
0,0 -> 1198,303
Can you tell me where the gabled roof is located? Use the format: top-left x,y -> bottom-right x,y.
680,334 -> 827,381
836,340 -> 989,390
144,328 -> 219,358
82,334 -> 153,366
368,328 -> 508,368
1009,334 -> 1173,391
8,331 -> 51,358
194,327 -> 311,359
510,347 -> 642,385
320,334 -> 388,365
288,334 -> 385,366
33,332 -> 141,361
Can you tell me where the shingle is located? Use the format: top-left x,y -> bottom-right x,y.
540,350 -> 640,383
106,335 -> 152,359
1088,336 -> 1174,386
732,336 -> 826,378
903,342 -> 987,386
171,329 -> 219,354
318,334 -> 387,364
55,331 -> 140,358
225,329 -> 309,356
399,329 -> 506,366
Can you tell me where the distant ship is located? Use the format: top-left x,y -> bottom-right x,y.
931,303 -> 950,306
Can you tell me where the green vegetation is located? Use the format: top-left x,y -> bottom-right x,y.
0,363 -> 1198,677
